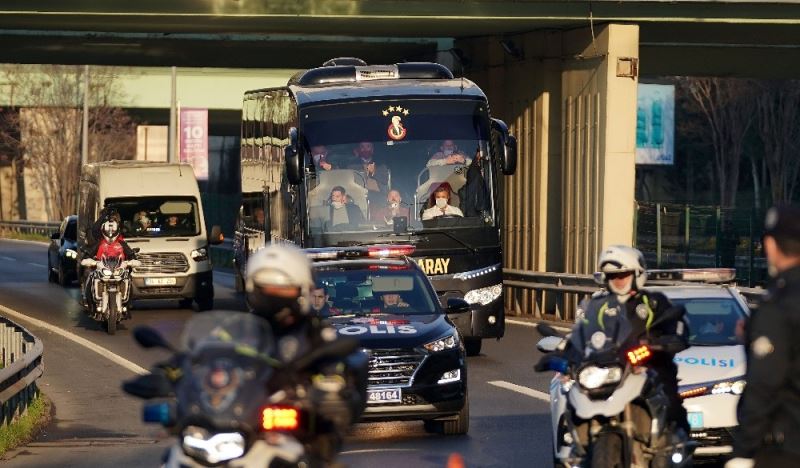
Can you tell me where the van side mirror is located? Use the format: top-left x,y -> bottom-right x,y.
209,225 -> 223,245
491,118 -> 518,176
285,127 -> 303,185
51,232 -> 60,240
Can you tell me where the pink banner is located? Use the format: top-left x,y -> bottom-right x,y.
179,108 -> 208,180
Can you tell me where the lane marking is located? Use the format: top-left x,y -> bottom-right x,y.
341,448 -> 418,455
0,238 -> 48,246
0,256 -> 15,262
27,262 -> 47,268
488,380 -> 551,402
0,303 -> 147,375
507,318 -> 571,333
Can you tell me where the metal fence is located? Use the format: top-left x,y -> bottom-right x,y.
635,202 -> 767,287
0,316 -> 44,427
0,220 -> 60,238
503,269 -> 766,323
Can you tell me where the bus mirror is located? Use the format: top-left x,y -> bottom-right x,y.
502,134 -> 517,175
286,127 -> 303,185
209,225 -> 223,245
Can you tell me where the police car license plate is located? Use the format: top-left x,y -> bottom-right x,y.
687,412 -> 704,429
144,277 -> 176,286
367,388 -> 402,404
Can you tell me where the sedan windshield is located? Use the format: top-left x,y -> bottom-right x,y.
312,267 -> 437,318
672,297 -> 747,346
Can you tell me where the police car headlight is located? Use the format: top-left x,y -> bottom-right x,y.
191,247 -> 208,262
65,249 -> 77,259
577,366 -> 622,390
464,284 -> 503,306
711,378 -> 746,396
424,334 -> 459,353
680,376 -> 746,399
437,369 -> 461,384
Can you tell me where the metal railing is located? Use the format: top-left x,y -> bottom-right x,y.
503,269 -> 767,323
0,220 -> 60,238
0,316 -> 44,427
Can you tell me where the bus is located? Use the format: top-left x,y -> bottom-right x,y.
233,58 -> 517,356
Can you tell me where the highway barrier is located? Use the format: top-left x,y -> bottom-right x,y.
0,220 -> 60,238
0,316 -> 44,428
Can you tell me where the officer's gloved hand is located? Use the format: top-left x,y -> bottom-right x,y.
310,375 -> 352,429
724,458 -> 754,468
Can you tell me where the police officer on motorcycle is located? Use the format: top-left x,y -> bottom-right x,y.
80,208 -> 137,311
245,243 -> 367,466
577,245 -> 691,435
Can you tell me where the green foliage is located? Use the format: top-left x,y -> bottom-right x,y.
0,394 -> 50,457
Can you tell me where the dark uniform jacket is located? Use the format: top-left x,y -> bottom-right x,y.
734,266 -> 800,458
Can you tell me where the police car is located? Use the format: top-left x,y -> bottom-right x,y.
306,245 -> 469,435
547,269 -> 751,463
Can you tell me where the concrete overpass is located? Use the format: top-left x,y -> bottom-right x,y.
2,0 -> 798,275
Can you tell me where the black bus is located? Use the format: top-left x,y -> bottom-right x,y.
233,58 -> 517,356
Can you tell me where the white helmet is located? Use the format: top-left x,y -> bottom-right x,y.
245,243 -> 315,330
594,245 -> 647,296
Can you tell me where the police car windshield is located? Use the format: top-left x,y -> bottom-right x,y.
312,267 -> 437,318
672,298 -> 746,346
302,99 -> 495,237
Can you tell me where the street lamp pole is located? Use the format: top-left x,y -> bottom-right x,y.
81,65 -> 89,166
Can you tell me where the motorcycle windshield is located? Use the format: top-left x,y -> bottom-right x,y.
570,303 -> 634,358
176,311 -> 279,431
100,255 -> 122,270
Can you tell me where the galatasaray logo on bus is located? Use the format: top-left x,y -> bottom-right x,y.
382,105 -> 409,141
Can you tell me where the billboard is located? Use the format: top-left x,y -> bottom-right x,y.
179,108 -> 209,179
636,84 -> 674,166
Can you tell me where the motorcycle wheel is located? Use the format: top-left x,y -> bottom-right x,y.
106,292 -> 118,335
590,433 -> 623,468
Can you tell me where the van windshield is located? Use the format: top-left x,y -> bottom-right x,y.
106,196 -> 201,238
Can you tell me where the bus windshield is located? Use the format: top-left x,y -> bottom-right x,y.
301,99 -> 495,235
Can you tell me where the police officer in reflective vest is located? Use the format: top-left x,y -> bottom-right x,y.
578,245 -> 691,434
728,206 -> 800,468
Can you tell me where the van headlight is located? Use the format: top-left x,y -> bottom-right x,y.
424,334 -> 459,352
191,247 -> 208,262
578,366 -> 622,390
464,284 -> 503,305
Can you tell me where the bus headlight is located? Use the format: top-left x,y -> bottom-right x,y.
464,284 -> 502,306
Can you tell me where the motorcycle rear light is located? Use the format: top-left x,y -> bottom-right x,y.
626,345 -> 652,365
261,407 -> 299,431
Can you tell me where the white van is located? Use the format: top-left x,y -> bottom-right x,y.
78,161 -> 222,310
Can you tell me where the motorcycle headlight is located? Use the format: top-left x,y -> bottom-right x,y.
100,268 -> 113,277
65,249 -> 77,259
182,427 -> 245,464
191,247 -> 209,262
114,268 -> 125,277
424,334 -> 459,353
463,283 -> 503,306
578,366 -> 623,390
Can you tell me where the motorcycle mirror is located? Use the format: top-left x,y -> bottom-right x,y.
537,323 -> 566,338
133,326 -> 175,351
536,336 -> 563,353
290,337 -> 360,371
533,354 -> 569,374
649,305 -> 686,330
209,225 -> 224,245
122,373 -> 173,399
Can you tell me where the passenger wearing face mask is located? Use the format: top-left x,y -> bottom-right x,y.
325,186 -> 364,229
427,139 -> 472,167
422,183 -> 463,220
310,144 -> 334,171
371,189 -> 410,224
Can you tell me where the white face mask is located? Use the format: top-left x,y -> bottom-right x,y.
443,149 -> 454,156
313,154 -> 325,163
435,198 -> 448,209
331,201 -> 344,209
390,202 -> 399,209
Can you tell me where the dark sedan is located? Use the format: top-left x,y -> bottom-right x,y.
48,215 -> 78,286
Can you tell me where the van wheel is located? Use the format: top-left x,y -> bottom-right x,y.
195,297 -> 213,311
465,338 -> 482,356
178,298 -> 193,309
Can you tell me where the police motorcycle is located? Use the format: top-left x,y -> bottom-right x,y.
122,311 -> 360,468
535,308 -> 696,468
80,253 -> 140,335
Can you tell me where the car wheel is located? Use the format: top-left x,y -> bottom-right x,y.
57,264 -> 68,286
423,394 -> 469,436
464,338 -> 482,356
47,258 -> 56,283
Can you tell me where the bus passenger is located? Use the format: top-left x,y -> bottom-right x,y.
324,186 -> 364,229
311,145 -> 334,171
371,190 -> 410,224
348,142 -> 389,197
422,183 -> 464,220
427,139 -> 471,167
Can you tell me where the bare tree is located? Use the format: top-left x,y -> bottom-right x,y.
681,77 -> 756,208
0,65 -> 136,221
754,80 -> 800,205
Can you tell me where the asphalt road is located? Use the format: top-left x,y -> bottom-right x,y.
0,239 -> 557,468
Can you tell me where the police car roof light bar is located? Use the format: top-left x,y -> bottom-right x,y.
647,268 -> 736,284
304,245 -> 415,261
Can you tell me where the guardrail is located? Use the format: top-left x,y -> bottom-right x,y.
0,220 -> 60,238
502,269 -> 767,323
0,316 -> 44,427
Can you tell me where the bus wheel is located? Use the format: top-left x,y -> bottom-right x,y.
465,338 -> 482,356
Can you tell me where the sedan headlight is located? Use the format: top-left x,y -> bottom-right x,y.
424,334 -> 459,353
182,427 -> 245,464
464,283 -> 503,306
191,247 -> 209,262
578,366 -> 623,390
65,249 -> 77,259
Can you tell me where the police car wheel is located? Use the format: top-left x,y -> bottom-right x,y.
441,395 -> 469,435
465,338 -> 482,356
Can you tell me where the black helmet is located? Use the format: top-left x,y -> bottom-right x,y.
101,217 -> 120,242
